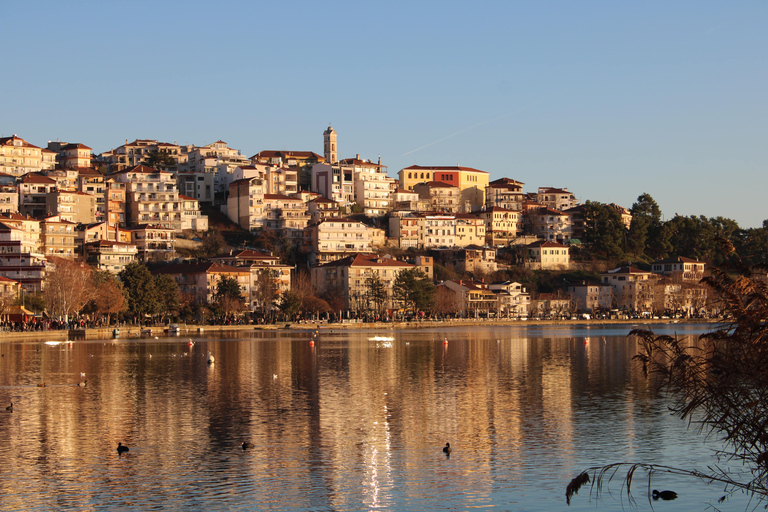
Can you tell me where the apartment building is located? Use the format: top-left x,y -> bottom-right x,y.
0,220 -> 46,292
388,213 -> 420,249
45,190 -> 96,224
210,249 -> 292,313
19,174 -> 58,218
55,143 -> 92,169
41,215 -> 77,258
526,240 -> 570,270
307,196 -> 341,223
263,194 -> 308,246
489,281 -> 531,318
100,139 -> 183,173
651,256 -> 706,282
84,240 -> 139,274
104,177 -> 126,227
525,207 -> 572,243
153,262 -> 250,306
311,253 -> 415,312
600,266 -> 657,313
179,195 -> 208,231
438,279 -> 498,318
486,178 -> 525,211
454,213 -> 486,247
0,136 -> 56,177
251,149 -> 324,191
565,281 -> 613,314
536,187 -> 578,211
77,168 -> 106,222
412,181 -> 462,213
131,225 -> 176,262
477,207 -> 520,246
114,165 -> 183,231
0,184 -> 19,214
418,213 -> 456,249
345,156 -> 395,217
309,218 -> 375,265
227,177 -> 265,231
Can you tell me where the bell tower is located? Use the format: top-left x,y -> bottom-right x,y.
323,125 -> 337,164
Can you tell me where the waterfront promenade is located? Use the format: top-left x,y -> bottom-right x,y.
0,317 -> 718,341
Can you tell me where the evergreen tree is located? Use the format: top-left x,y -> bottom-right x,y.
119,262 -> 159,322
582,201 -> 626,261
392,268 -> 435,314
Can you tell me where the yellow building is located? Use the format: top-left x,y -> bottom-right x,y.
398,165 -> 489,210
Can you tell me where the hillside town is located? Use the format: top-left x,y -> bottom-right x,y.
0,127 -> 745,326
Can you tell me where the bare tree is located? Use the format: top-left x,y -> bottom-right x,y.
252,269 -> 278,317
44,259 -> 94,320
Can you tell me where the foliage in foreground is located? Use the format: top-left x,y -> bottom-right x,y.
567,241 -> 768,505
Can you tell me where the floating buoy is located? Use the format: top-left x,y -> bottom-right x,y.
443,338 -> 448,345
309,340 -> 315,347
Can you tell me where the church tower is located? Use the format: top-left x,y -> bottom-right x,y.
323,125 -> 337,164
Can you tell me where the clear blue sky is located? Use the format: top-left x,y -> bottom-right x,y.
3,1 -> 766,228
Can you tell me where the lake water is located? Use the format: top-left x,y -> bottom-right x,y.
0,323 -> 755,511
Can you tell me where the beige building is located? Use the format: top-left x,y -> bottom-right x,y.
77,168 -> 106,223
347,156 -> 395,217
311,253 -> 415,312
565,281 -> 613,314
179,195 -> 208,231
526,240 -> 570,270
45,190 -> 97,224
100,139 -> 183,172
489,281 -> 531,318
0,219 -> 46,292
181,140 -> 249,174
210,249 -> 292,313
600,266 -> 657,314
0,184 -> 19,214
251,149 -> 325,192
104,177 -> 127,227
309,218 -> 375,265
307,196 -> 341,223
418,213 -> 456,249
263,194 -> 308,246
41,215 -> 77,258
651,256 -> 706,282
227,177 -> 265,231
537,187 -> 578,211
398,165 -> 489,210
525,207 -> 572,244
486,178 -> 525,211
412,181 -> 462,213
84,240 -> 138,274
57,143 -> 92,168
478,207 -> 520,246
114,165 -> 190,231
0,136 -> 55,177
388,213 -> 420,249
438,279 -> 498,318
19,173 -> 58,218
454,213 -> 486,247
393,188 -> 420,211
154,262 -> 251,307
131,225 -> 176,262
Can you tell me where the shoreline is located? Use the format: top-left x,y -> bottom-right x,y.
0,318 -> 722,341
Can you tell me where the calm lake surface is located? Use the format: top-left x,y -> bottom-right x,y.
0,323 -> 755,511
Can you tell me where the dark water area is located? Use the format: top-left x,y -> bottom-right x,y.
0,323 -> 753,511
